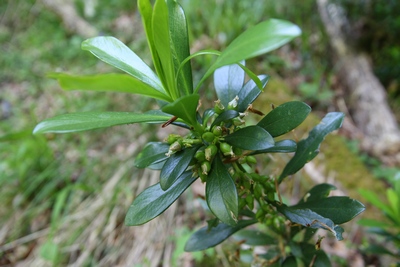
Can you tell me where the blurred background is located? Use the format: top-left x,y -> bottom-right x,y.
1,0 -> 399,266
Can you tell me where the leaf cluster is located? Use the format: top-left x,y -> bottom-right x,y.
33,0 -> 365,265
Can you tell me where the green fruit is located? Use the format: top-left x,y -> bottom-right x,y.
246,156 -> 257,165
212,126 -> 223,137
201,161 -> 211,175
214,99 -> 225,114
202,132 -> 215,143
220,142 -> 234,157
205,144 -> 218,161
246,195 -> 254,210
195,150 -> 206,162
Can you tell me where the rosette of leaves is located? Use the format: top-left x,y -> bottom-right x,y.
33,0 -> 365,264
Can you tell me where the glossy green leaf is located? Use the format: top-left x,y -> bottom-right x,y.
48,73 -> 172,102
153,0 -> 177,98
162,94 -> 200,127
125,171 -> 196,226
276,203 -> 344,240
81,36 -> 166,96
138,0 -> 164,90
301,244 -> 332,267
237,75 -> 269,112
184,219 -> 257,252
279,112 -> 344,182
33,110 -> 172,134
160,145 -> 200,190
281,256 -> 298,267
167,0 -> 193,96
135,142 -> 170,169
214,61 -> 245,107
197,19 -> 301,90
234,229 -> 275,246
224,125 -> 274,151
297,183 -> 337,204
251,139 -> 297,155
257,101 -> 311,137
210,110 -> 239,129
291,197 -> 365,224
206,156 -> 238,226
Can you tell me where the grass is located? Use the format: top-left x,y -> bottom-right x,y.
1,0 -> 399,266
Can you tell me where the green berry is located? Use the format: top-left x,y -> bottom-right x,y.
212,126 -> 223,137
246,156 -> 257,165
205,144 -> 218,161
220,142 -> 234,157
201,161 -> 211,175
214,99 -> 225,114
194,150 -> 206,162
202,132 -> 215,143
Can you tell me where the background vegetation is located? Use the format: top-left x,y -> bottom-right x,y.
1,0 -> 399,266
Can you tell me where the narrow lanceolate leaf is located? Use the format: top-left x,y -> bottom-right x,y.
162,94 -> 200,127
184,219 -> 257,252
214,61 -> 245,107
153,0 -> 177,99
224,125 -> 274,151
167,0 -> 193,96
251,139 -> 297,155
81,37 -> 167,98
160,145 -> 200,190
257,101 -> 311,137
291,197 -> 365,224
206,156 -> 238,226
210,110 -> 239,129
276,203 -> 345,240
297,183 -> 337,204
48,73 -> 171,102
197,19 -> 301,91
279,112 -> 344,182
33,110 -> 173,134
125,171 -> 196,226
138,0 -> 164,89
234,229 -> 276,246
135,142 -> 170,169
237,75 -> 269,112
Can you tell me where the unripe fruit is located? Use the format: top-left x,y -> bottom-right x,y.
254,184 -> 263,199
246,156 -> 257,165
205,144 -> 218,161
220,142 -> 234,157
201,161 -> 211,175
194,150 -> 206,162
214,99 -> 225,114
166,134 -> 181,144
246,195 -> 254,210
227,96 -> 239,110
212,126 -> 223,137
202,132 -> 215,143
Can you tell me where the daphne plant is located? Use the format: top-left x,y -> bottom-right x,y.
34,0 -> 365,265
